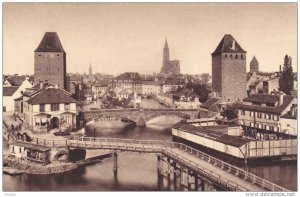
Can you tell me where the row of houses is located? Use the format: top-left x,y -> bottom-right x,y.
200,92 -> 297,139
91,72 -> 188,99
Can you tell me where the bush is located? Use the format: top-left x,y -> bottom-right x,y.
53,131 -> 70,136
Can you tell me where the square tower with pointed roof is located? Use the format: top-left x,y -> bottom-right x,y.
212,34 -> 247,102
34,32 -> 67,90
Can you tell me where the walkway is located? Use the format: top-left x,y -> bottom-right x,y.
18,136 -> 288,192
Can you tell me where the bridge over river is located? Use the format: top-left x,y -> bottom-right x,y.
80,108 -> 205,126
17,136 -> 289,192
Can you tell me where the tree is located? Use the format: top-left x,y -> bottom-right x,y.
222,102 -> 239,120
192,83 -> 209,103
279,55 -> 294,95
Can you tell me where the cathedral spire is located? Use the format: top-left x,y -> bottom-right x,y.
164,37 -> 169,49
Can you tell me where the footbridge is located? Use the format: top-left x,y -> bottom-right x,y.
16,136 -> 289,192
80,108 -> 201,126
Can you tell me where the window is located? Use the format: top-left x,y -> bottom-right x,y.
65,103 -> 70,110
35,118 -> 40,126
273,115 -> 279,121
19,147 -> 22,153
241,55 -> 243,59
230,54 -> 233,58
225,54 -> 227,58
240,110 -> 245,115
40,104 -> 45,112
235,54 -> 238,59
250,111 -> 254,117
51,104 -> 60,111
257,112 -> 262,119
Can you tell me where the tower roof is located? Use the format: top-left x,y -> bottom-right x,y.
250,56 -> 259,69
164,38 -> 169,49
35,32 -> 65,52
212,34 -> 246,55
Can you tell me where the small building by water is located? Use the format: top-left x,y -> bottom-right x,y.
9,142 -> 51,164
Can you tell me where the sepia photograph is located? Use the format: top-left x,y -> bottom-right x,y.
2,2 -> 298,193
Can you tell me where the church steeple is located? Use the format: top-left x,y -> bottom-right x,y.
164,37 -> 169,49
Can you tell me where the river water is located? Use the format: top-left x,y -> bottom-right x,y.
3,99 -> 297,191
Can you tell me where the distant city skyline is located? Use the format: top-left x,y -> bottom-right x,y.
3,3 -> 297,75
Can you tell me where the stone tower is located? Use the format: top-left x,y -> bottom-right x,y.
250,56 -> 259,73
34,32 -> 66,89
211,34 -> 247,102
89,64 -> 93,77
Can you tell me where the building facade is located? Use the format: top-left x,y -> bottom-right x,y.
212,34 -> 247,102
238,94 -> 297,139
23,85 -> 77,133
34,32 -> 67,90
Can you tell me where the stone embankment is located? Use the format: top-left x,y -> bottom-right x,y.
3,155 -> 78,175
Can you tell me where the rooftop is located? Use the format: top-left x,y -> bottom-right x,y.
3,86 -> 19,96
115,72 -> 141,82
34,32 -> 65,53
26,86 -> 77,104
12,142 -> 51,152
212,34 -> 246,55
174,124 -> 250,147
239,94 -> 295,115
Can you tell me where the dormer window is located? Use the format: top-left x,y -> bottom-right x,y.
46,45 -> 50,49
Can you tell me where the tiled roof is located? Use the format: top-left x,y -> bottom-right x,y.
115,72 -> 141,82
243,94 -> 279,104
174,124 -> 250,147
4,75 -> 33,86
174,88 -> 196,97
26,87 -> 77,104
250,56 -> 259,69
164,77 -> 185,85
281,111 -> 297,120
212,34 -> 246,55
238,95 -> 294,115
3,86 -> 19,96
201,97 -> 220,109
34,32 -> 65,52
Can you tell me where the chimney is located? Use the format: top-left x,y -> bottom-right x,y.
40,82 -> 44,89
279,94 -> 284,106
290,106 -> 295,118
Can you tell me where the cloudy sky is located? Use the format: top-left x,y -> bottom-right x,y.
3,3 -> 297,75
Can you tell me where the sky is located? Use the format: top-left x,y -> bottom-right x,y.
3,3 -> 297,75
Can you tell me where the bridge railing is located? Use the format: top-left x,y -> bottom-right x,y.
16,136 -> 288,191
162,148 -> 249,191
173,143 -> 289,192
